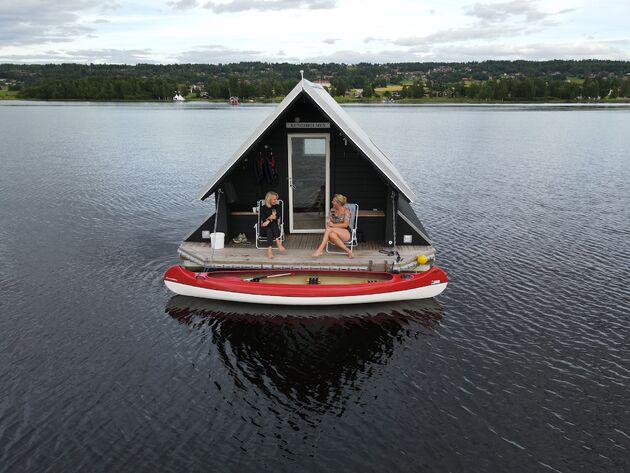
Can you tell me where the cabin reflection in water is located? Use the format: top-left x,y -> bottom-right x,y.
165,296 -> 443,413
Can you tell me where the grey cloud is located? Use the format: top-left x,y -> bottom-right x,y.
394,24 -> 526,47
168,0 -> 199,10
99,1 -> 121,12
466,0 -> 543,22
465,0 -> 574,23
391,0 -> 570,48
176,45 -> 299,63
0,48 -> 157,64
0,0 -> 102,46
203,0 -> 336,14
426,40 -> 630,61
323,38 -> 339,44
304,49 -> 424,64
92,18 -> 109,23
303,37 -> 630,64
364,36 -> 389,43
69,48 -> 156,63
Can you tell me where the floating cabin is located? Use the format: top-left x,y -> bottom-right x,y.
179,78 -> 436,272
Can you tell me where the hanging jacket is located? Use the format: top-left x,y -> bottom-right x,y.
254,152 -> 265,183
265,151 -> 278,185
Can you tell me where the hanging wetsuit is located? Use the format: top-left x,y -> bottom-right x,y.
265,150 -> 278,185
254,152 -> 265,183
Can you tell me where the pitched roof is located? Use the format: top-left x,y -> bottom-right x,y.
196,79 -> 416,202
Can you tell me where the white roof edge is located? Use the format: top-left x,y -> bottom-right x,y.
196,78 -> 416,202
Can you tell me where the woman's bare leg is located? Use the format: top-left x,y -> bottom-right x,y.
312,229 -> 331,257
329,231 -> 353,258
275,238 -> 285,252
330,228 -> 350,243
267,246 -> 274,259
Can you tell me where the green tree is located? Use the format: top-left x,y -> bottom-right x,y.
496,80 -> 508,100
362,82 -> 375,98
228,76 -> 240,97
582,78 -> 600,99
332,77 -> 347,96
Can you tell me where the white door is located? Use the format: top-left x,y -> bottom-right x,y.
287,134 -> 330,233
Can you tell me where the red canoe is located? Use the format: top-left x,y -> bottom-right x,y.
163,265 -> 448,305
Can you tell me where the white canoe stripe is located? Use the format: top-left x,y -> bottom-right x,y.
164,280 -> 447,306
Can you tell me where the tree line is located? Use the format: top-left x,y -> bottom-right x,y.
2,60 -> 628,101
18,77 -> 179,100
444,76 -> 630,100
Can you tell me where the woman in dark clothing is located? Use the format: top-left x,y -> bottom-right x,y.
260,191 -> 285,259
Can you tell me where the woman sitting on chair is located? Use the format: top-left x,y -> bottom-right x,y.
312,193 -> 353,259
260,191 -> 285,259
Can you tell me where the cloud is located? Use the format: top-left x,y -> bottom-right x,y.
466,0 -> 542,22
203,0 -> 337,14
168,0 -> 199,10
425,40 -> 630,61
304,49 -> 425,64
364,36 -> 389,43
0,0 -> 105,46
99,1 -> 120,12
465,0 -> 572,23
303,37 -> 630,64
176,44 -> 299,63
391,0 -> 574,48
0,48 -> 157,64
394,24 -> 527,47
67,48 -> 156,63
323,38 -> 339,44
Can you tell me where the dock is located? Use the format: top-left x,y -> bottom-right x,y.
178,234 -> 435,272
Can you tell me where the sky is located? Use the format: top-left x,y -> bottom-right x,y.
1,0 -> 629,64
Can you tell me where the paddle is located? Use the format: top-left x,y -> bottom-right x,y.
245,272 -> 292,282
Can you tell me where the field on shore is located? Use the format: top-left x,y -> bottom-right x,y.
0,87 -> 18,99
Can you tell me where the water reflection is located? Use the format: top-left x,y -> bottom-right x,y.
165,297 -> 444,414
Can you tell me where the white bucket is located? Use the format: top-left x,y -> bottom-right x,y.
210,232 -> 225,249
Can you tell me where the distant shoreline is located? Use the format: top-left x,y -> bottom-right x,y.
2,96 -> 630,105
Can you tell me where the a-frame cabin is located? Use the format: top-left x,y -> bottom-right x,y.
178,78 -> 436,272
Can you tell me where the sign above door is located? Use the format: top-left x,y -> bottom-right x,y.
286,122 -> 331,129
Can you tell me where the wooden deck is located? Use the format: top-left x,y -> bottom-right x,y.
178,234 -> 435,272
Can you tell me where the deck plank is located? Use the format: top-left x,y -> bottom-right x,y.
178,235 -> 435,272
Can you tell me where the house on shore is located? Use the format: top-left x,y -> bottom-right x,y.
178,78 -> 436,271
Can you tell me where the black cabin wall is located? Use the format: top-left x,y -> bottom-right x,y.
329,133 -> 387,211
396,217 -> 430,246
184,212 -> 216,243
330,133 -> 388,241
223,125 -> 286,212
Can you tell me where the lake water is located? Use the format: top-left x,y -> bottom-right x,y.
1,101 -> 629,473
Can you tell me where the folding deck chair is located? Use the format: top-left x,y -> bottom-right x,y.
254,199 -> 285,249
326,203 -> 359,254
